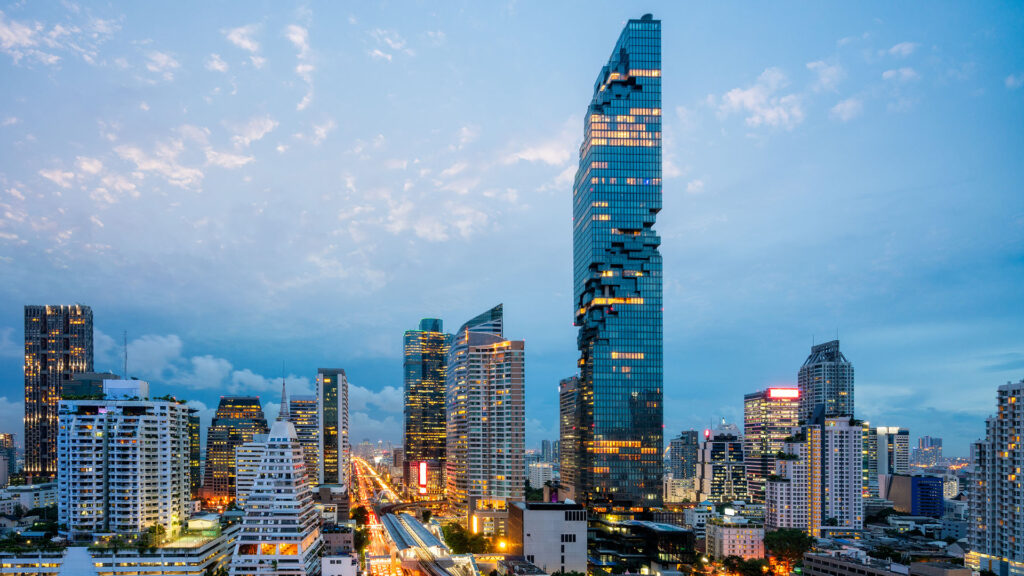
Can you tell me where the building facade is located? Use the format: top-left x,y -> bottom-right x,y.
967,380 -> 1024,576
669,430 -> 699,480
508,502 -> 587,575
696,423 -> 747,503
187,410 -> 201,500
877,426 -> 910,476
446,305 -> 525,535
24,304 -> 94,480
403,319 -> 451,498
558,375 -> 581,500
862,421 -> 879,498
318,368 -> 350,488
200,396 -> 269,504
0,433 -> 15,482
572,14 -> 664,510
744,388 -> 800,504
57,379 -> 189,542
233,434 -> 268,510
290,394 -> 319,486
706,516 -> 764,560
797,340 -> 854,422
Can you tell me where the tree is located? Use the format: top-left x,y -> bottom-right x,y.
763,529 -> 815,567
441,522 -> 491,554
352,506 -> 369,525
354,527 -> 369,555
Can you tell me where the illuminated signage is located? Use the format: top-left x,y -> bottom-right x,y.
768,388 -> 800,399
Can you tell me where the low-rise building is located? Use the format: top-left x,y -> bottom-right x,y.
507,501 -> 586,575
3,483 -> 57,510
322,553 -> 360,576
684,501 -> 717,539
706,516 -> 763,560
589,517 -> 696,575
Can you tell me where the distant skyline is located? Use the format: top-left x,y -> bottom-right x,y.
1,2 -> 1022,456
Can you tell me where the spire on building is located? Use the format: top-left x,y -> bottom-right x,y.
278,378 -> 289,422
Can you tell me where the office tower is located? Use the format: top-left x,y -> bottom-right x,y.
668,430 -> 700,480
554,440 -> 560,463
234,434 -> 268,510
696,423 -> 747,503
765,417 -> 862,537
797,340 -> 854,422
0,433 -> 15,481
230,418 -> 323,576
201,396 -> 269,504
559,375 -> 581,500
24,304 -> 94,479
913,436 -> 943,467
876,426 -> 910,476
541,440 -> 553,463
317,368 -> 350,488
572,14 -> 664,510
967,380 -> 1024,576
290,394 -> 319,486
188,410 -> 201,499
57,379 -> 189,542
743,388 -> 799,503
446,304 -> 525,535
861,422 -> 879,498
403,319 -> 451,498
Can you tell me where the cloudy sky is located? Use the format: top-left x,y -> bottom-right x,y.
0,2 -> 1021,457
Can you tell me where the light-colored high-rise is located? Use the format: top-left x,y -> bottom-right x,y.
25,304 -> 94,480
861,421 -> 879,498
230,416 -> 323,576
797,340 -> 854,422
967,380 -> 1024,576
743,387 -> 800,504
57,379 -> 189,542
234,434 -> 268,510
876,426 -> 910,475
696,423 -> 747,503
317,368 -> 350,488
446,305 -> 525,536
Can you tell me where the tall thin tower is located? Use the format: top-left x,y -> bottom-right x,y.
572,14 -> 663,509
403,318 -> 451,499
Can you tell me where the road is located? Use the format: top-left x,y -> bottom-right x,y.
352,456 -> 405,576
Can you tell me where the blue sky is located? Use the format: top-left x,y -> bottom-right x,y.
0,2 -> 1021,457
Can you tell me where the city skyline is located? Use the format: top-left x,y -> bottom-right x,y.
1,3 -> 1023,457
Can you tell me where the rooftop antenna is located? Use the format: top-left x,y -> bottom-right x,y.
123,330 -> 128,379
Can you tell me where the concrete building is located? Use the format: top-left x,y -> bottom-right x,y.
529,462 -> 554,489
290,394 -> 319,486
2,482 -> 57,510
884,474 -> 944,517
797,340 -> 854,422
696,422 -> 747,503
57,379 -> 189,542
684,501 -> 717,539
706,515 -> 764,560
508,502 -> 587,575
669,430 -> 700,480
317,368 -> 350,489
664,474 -> 698,504
233,434 -> 268,510
967,380 -> 1024,576
877,427 -> 910,476
744,387 -> 800,504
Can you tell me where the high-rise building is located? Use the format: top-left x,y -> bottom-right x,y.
572,14 -> 664,510
0,433 -> 16,481
24,304 -> 94,479
876,426 -> 910,476
403,319 -> 451,498
558,375 -> 581,500
230,418 -> 323,576
765,417 -> 862,537
696,423 -> 747,503
743,388 -> 800,504
188,410 -> 201,500
861,422 -> 879,498
541,440 -> 553,463
967,380 -> 1024,576
668,431 -> 700,480
317,368 -> 350,488
200,397 -> 269,504
913,436 -> 943,467
57,379 -> 189,542
233,434 -> 268,510
290,394 -> 319,486
797,340 -> 854,422
446,304 -> 525,535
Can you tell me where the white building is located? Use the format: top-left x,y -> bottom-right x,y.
230,407 -> 323,576
696,422 -> 747,503
528,462 -> 553,489
233,434 -> 268,509
822,418 -> 863,533
1,482 -> 57,511
684,501 -> 717,539
508,502 -> 587,575
706,516 -> 764,560
57,380 -> 189,542
876,427 -> 910,476
664,474 -> 698,504
766,427 -> 818,532
968,380 -> 1024,576
322,554 -> 360,576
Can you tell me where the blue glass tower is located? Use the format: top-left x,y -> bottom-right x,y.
572,14 -> 663,509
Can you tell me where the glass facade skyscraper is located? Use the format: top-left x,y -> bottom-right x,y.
317,368 -> 350,488
572,14 -> 663,509
200,396 -> 269,504
798,340 -> 854,422
403,318 -> 451,499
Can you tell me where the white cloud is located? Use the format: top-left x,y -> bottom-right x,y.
368,48 -> 391,62
717,67 -> 804,129
225,24 -> 259,53
882,67 -> 919,82
232,115 -> 278,148
458,124 -> 479,147
115,137 -> 204,189
285,24 -> 309,58
349,384 -> 403,414
286,25 -> 314,111
139,101 -> 149,111
1,116 -> 19,127
426,30 -> 446,45
806,60 -> 844,92
39,168 -> 75,188
76,156 -> 103,175
686,179 -> 705,194
0,10 -> 60,66
205,148 -> 253,169
441,162 -> 467,177
887,42 -> 918,57
311,119 -> 335,145
830,97 -> 863,122
370,28 -> 413,56
504,120 -> 578,166
205,53 -> 228,73
1006,74 -> 1024,90
145,51 -> 179,81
